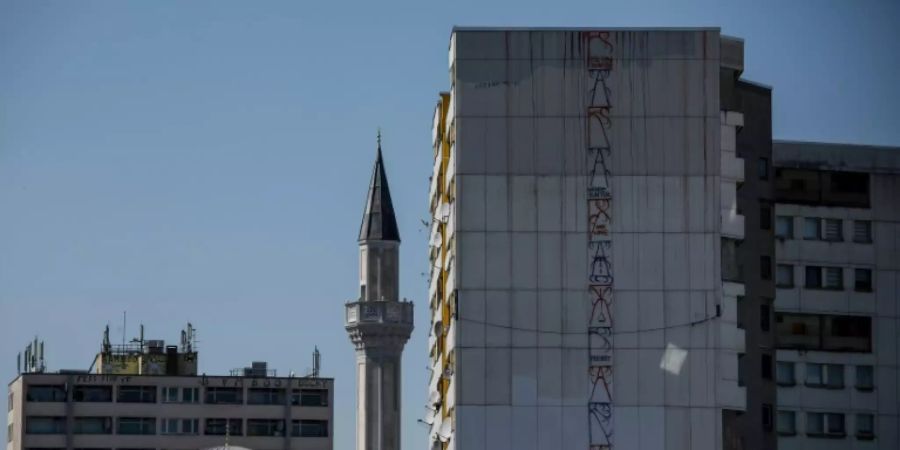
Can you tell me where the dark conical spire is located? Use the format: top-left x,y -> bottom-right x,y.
358,132 -> 400,242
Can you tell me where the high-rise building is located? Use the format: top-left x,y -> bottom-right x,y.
6,326 -> 334,450
771,141 -> 900,449
426,28 -> 755,450
344,138 -> 414,450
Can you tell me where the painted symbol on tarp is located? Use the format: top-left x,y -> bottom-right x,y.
589,198 -> 612,237
589,366 -> 613,403
588,401 -> 614,448
589,285 -> 613,328
588,240 -> 614,285
583,31 -> 615,71
589,69 -> 613,108
587,146 -> 612,199
588,326 -> 613,365
587,106 -> 613,150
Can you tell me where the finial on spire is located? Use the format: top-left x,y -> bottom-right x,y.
377,127 -> 382,149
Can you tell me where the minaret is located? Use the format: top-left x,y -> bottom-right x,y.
345,132 -> 414,450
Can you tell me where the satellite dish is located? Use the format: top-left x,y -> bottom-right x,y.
438,416 -> 453,442
423,408 -> 436,425
428,389 -> 441,406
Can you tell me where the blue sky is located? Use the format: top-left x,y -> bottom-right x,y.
1,0 -> 898,448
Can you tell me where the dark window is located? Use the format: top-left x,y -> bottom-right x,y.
760,256 -> 772,280
762,354 -> 773,380
737,354 -> 746,387
776,361 -> 795,386
823,219 -> 842,241
116,417 -> 155,435
760,206 -> 772,230
760,303 -> 771,331
25,417 -> 66,434
205,418 -> 243,436
805,266 -> 823,288
73,417 -> 112,435
776,265 -> 794,288
777,410 -> 796,435
825,316 -> 871,352
777,313 -> 871,352
248,388 -> 285,405
758,157 -> 769,180
26,385 -> 66,402
830,172 -> 868,194
855,365 -> 874,391
205,387 -> 242,404
8,392 -> 13,411
247,419 -> 285,437
856,413 -> 875,439
775,216 -> 793,238
292,420 -> 329,437
736,295 -> 745,329
803,218 -> 821,240
762,404 -> 773,431
117,386 -> 156,403
182,387 -> 199,403
73,386 -> 112,402
853,221 -> 872,243
292,389 -> 329,407
855,269 -> 872,292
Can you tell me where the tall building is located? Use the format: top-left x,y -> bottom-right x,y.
771,141 -> 900,449
426,28 -> 751,450
6,326 -> 334,450
720,45 -> 778,450
344,138 -> 414,450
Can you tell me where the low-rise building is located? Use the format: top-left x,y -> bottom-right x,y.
6,326 -> 333,450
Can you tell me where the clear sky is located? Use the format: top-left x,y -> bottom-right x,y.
1,0 -> 898,448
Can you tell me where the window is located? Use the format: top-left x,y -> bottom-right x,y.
291,389 -> 329,407
760,304 -> 771,331
762,404 -> 773,431
803,218 -> 821,240
805,266 -> 822,288
182,387 -> 199,403
825,315 -> 872,352
162,387 -> 179,403
73,417 -> 112,435
806,266 -> 843,290
247,388 -> 285,405
205,418 -> 243,436
117,386 -> 156,403
776,361 -> 795,386
853,220 -> 872,243
758,157 -> 769,180
161,418 -> 199,435
737,353 -> 745,387
292,420 -> 329,437
247,419 -> 285,437
25,416 -> 66,434
760,256 -> 772,280
6,424 -> 11,442
8,392 -> 13,411
775,216 -> 793,238
855,365 -> 874,391
760,206 -> 771,230
806,363 -> 844,389
824,267 -> 843,289
855,269 -> 872,292
762,354 -> 773,380
823,218 -> 843,241
806,412 -> 845,437
205,387 -> 242,404
856,413 -> 874,440
73,386 -> 112,402
776,411 -> 796,435
776,265 -> 794,287
117,417 -> 155,435
26,385 -> 66,402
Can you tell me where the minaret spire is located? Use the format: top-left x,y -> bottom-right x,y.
359,131 -> 400,242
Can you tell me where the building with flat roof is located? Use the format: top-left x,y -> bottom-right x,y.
6,326 -> 333,450
772,141 -> 900,449
425,27 -> 757,450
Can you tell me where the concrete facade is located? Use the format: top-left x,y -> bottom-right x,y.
6,372 -> 333,450
427,28 -> 747,450
772,142 -> 900,450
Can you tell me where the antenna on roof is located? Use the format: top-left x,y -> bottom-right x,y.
312,346 -> 321,378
